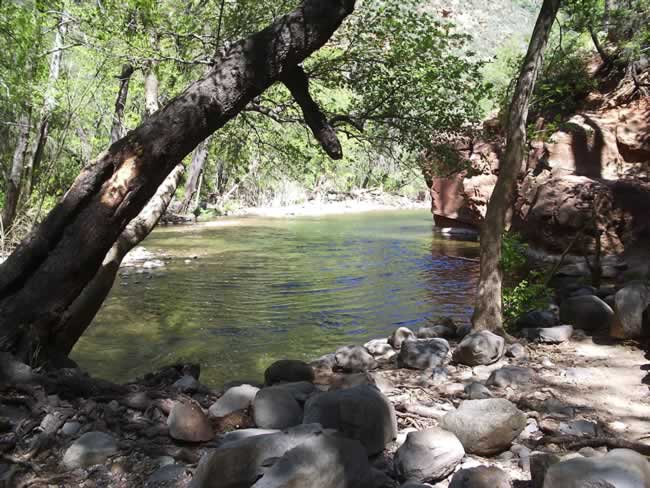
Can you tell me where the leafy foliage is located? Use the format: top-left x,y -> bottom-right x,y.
500,233 -> 552,326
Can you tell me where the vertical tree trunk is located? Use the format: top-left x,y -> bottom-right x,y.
0,0 -> 355,362
25,12 -> 67,196
2,111 -> 32,230
110,64 -> 135,144
143,62 -> 160,118
472,0 -> 561,331
180,139 -> 210,214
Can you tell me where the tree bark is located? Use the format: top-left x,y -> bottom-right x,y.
0,0 -> 355,360
53,164 -> 185,356
110,64 -> 135,144
25,12 -> 66,196
471,0 -> 561,331
180,139 -> 210,214
1,111 -> 32,230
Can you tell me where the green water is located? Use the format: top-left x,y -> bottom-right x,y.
71,210 -> 479,387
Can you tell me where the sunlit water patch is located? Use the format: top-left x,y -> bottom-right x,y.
72,210 -> 479,386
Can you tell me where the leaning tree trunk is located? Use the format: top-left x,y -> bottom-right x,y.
0,0 -> 354,362
1,111 -> 32,230
472,0 -> 561,331
47,62 -> 185,361
25,11 -> 66,196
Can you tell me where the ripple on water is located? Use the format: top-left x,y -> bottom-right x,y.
72,210 -> 479,386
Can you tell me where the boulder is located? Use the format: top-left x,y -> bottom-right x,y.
334,345 -> 378,372
251,433 -> 375,488
62,431 -> 118,469
453,330 -> 504,366
440,399 -> 527,455
190,424 -> 325,488
264,359 -> 314,386
172,375 -> 201,394
486,366 -> 536,388
612,282 -> 650,339
253,386 -> 303,429
522,325 -> 573,344
515,310 -> 559,329
530,453 -> 561,488
543,449 -> 650,488
416,325 -> 456,339
364,338 -> 398,362
506,343 -> 528,359
394,428 -> 465,482
303,384 -> 397,455
209,384 -> 259,418
398,339 -> 449,370
449,466 -> 511,488
389,327 -> 416,350
560,295 -> 615,332
464,382 -> 492,400
146,464 -> 191,487
167,401 -> 213,442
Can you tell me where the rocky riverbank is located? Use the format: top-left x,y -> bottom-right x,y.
2,275 -> 649,487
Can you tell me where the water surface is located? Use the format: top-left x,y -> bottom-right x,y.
72,210 -> 479,386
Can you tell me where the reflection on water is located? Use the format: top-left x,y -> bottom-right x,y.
72,210 -> 479,386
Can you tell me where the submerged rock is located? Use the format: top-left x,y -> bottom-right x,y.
417,325 -> 456,339
453,330 -> 504,366
440,399 -> 526,455
394,428 -> 465,482
303,384 -> 397,455
63,431 -> 118,469
398,338 -> 449,370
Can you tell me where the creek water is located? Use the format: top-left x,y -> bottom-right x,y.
71,210 -> 480,386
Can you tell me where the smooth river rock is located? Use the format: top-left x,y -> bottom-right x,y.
209,384 -> 260,418
440,399 -> 527,455
453,330 -> 504,366
486,366 -> 536,388
612,282 -> 650,339
560,295 -> 614,331
264,359 -> 314,386
522,325 -> 573,344
394,428 -> 465,482
167,401 -> 213,442
251,433 -> 375,488
543,449 -> 650,488
398,338 -> 449,370
253,386 -> 303,429
389,327 -> 417,349
364,338 -> 397,362
303,384 -> 397,455
63,431 -> 118,469
449,466 -> 511,488
190,424 -> 325,488
335,345 -> 378,372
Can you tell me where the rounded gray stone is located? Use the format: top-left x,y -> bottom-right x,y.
394,428 -> 465,482
63,431 -> 118,469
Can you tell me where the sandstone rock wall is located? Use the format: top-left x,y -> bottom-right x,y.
427,97 -> 650,256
